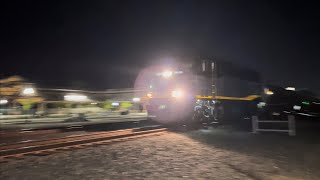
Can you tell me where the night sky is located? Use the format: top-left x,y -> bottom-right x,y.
1,0 -> 319,93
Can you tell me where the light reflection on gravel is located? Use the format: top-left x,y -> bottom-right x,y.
1,128 -> 319,179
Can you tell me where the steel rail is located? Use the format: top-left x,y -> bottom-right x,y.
0,127 -> 167,161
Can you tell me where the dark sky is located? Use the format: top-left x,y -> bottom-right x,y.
1,0 -> 320,92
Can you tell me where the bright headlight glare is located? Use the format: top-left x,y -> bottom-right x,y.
171,90 -> 183,98
147,93 -> 152,98
162,71 -> 173,78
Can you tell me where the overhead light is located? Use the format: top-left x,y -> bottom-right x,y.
64,94 -> 88,102
22,87 -> 35,95
132,97 -> 140,102
285,87 -> 295,91
0,99 -> 8,105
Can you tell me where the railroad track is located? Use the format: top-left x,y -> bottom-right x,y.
0,126 -> 167,162
0,129 -> 64,139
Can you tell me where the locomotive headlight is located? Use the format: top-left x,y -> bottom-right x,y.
160,71 -> 172,78
147,93 -> 153,98
171,89 -> 183,98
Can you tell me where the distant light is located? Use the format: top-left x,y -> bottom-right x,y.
0,99 -> 8,105
111,102 -> 119,106
285,87 -> 295,91
91,102 -> 97,105
22,88 -> 35,95
264,88 -> 274,95
64,94 -> 88,102
293,105 -> 301,110
302,101 -> 310,105
132,97 -> 140,102
147,93 -> 152,98
149,85 -> 153,89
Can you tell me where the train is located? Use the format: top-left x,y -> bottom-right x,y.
143,59 -> 262,126
257,85 -> 320,120
141,58 -> 320,127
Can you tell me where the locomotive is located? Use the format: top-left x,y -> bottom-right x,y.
141,59 -> 262,126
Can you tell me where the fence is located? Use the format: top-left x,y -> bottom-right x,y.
252,115 -> 296,136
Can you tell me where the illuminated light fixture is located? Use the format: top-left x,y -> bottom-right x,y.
22,87 -> 35,95
162,71 -> 173,78
0,99 -> 8,105
264,88 -> 274,95
285,87 -> 295,91
111,102 -> 119,106
293,105 -> 301,110
171,89 -> 183,98
64,94 -> 88,102
132,97 -> 140,102
147,93 -> 152,98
